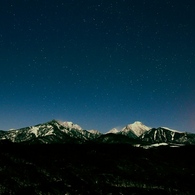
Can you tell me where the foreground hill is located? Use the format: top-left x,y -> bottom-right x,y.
0,143 -> 195,194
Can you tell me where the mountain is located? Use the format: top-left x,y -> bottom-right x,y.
106,128 -> 119,134
87,130 -> 102,139
120,121 -> 151,137
0,120 -> 195,146
1,121 -> 195,194
0,120 -> 100,144
140,127 -> 195,145
105,121 -> 151,139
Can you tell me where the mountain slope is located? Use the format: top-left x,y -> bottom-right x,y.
0,120 -> 99,144
94,133 -> 139,144
140,127 -> 195,145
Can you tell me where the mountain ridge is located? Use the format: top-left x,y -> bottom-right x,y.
0,119 -> 194,147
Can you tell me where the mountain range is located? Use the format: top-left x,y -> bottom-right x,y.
1,120 -> 195,194
1,120 -> 195,147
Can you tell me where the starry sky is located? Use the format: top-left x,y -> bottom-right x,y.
0,0 -> 195,133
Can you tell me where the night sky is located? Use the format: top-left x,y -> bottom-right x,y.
0,0 -> 195,133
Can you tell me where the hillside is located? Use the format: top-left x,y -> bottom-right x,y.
0,143 -> 195,194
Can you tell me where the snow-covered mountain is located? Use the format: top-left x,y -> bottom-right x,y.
140,127 -> 195,145
106,128 -> 120,134
0,120 -> 195,146
0,120 -> 100,144
105,121 -> 151,139
121,121 -> 151,137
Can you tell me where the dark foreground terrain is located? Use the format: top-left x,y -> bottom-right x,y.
0,142 -> 195,194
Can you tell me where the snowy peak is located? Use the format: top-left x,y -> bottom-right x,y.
104,121 -> 150,139
121,121 -> 151,137
58,121 -> 82,130
88,130 -> 101,135
106,128 -> 120,134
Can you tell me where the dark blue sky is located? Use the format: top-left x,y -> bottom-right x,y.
0,0 -> 195,133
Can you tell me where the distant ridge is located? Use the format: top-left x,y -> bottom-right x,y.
0,120 -> 195,147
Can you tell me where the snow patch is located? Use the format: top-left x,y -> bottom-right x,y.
8,128 -> 15,131
162,127 -> 182,133
141,143 -> 168,149
88,130 -> 101,134
171,132 -> 175,141
59,121 -> 82,130
30,126 -> 39,137
154,130 -> 157,140
44,129 -> 53,136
